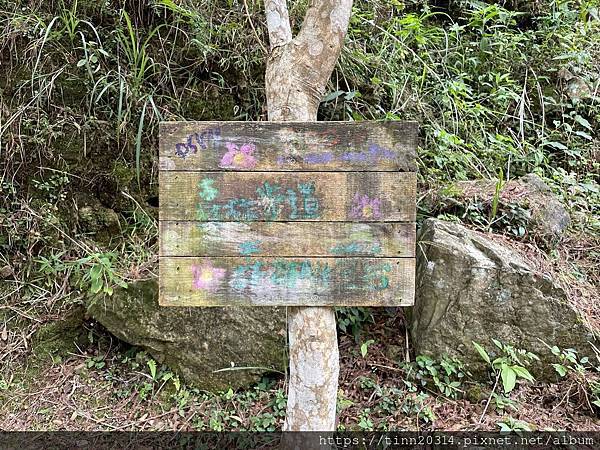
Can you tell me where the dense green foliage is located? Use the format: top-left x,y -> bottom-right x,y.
1,0 -> 598,258
0,0 -> 598,431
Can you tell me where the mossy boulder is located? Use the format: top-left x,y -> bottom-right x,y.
77,201 -> 120,244
181,87 -> 237,120
31,306 -> 87,362
87,279 -> 286,391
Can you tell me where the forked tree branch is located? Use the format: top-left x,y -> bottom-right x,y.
265,0 -> 353,120
264,0 -> 293,49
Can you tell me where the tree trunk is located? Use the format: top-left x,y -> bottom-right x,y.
264,0 -> 353,432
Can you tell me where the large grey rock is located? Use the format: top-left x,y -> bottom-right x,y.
87,280 -> 286,391
410,219 -> 597,380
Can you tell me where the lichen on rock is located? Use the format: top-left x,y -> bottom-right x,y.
31,306 -> 87,361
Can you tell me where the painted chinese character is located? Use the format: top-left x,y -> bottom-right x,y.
231,264 -> 250,290
186,134 -> 198,155
249,261 -> 265,286
298,182 -> 320,219
238,199 -> 259,221
198,177 -> 218,201
286,188 -> 299,219
256,182 -> 285,220
222,199 -> 242,220
238,240 -> 261,256
175,143 -> 190,158
363,262 -> 391,291
195,203 -> 207,221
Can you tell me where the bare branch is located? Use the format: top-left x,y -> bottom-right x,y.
264,0 -> 292,50
243,0 -> 268,54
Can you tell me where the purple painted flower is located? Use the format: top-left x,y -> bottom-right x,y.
191,261 -> 226,291
219,142 -> 257,169
350,193 -> 382,220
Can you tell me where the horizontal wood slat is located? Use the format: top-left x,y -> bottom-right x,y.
159,171 -> 417,222
159,121 -> 418,172
159,257 -> 415,306
159,222 -> 415,257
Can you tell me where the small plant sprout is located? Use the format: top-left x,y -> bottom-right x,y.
542,342 -> 600,412
360,339 -> 375,357
76,252 -> 128,296
473,340 -> 537,394
473,340 -> 539,422
497,416 -> 532,432
147,359 -> 157,380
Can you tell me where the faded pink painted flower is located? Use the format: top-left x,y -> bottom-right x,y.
191,261 -> 226,291
350,193 -> 382,220
219,142 -> 257,169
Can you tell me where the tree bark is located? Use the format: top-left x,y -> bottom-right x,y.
263,0 -> 353,433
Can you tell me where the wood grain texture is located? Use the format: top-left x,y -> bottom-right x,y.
159,257 -> 415,306
159,171 -> 417,222
159,222 -> 415,257
159,121 -> 418,172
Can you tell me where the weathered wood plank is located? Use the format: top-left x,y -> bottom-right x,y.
159,121 -> 418,172
159,171 -> 416,222
159,257 -> 415,306
159,221 -> 415,257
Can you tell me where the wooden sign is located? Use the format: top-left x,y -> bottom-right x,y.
159,121 -> 417,307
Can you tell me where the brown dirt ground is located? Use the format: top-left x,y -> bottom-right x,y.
1,308 -> 598,432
